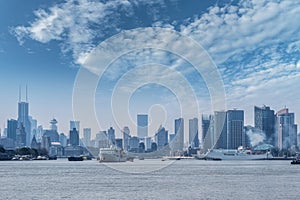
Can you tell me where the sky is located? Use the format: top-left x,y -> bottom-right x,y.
0,0 -> 300,141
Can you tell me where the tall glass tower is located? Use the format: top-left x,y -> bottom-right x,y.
17,86 -> 31,146
137,114 -> 148,138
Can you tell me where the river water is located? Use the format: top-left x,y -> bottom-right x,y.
0,159 -> 299,200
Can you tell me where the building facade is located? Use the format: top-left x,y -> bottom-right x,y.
137,114 -> 148,138
254,105 -> 276,146
189,118 -> 199,148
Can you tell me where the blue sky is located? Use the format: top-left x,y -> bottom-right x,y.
1,0 -> 300,139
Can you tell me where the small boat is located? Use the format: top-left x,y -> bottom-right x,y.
48,156 -> 57,160
162,156 -> 181,161
291,153 -> 300,165
68,156 -> 83,161
291,160 -> 300,164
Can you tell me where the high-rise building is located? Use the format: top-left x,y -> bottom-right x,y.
171,118 -> 184,152
18,102 -> 31,146
129,136 -> 139,152
137,114 -> 148,138
189,118 -> 199,148
115,138 -> 123,149
227,109 -> 244,149
83,128 -> 91,147
107,127 -> 116,145
7,119 -> 18,141
155,125 -> 168,150
276,108 -> 297,150
29,116 -> 37,141
122,126 -> 131,151
59,133 -> 67,147
254,105 -> 276,146
69,128 -> 79,146
16,123 -> 26,147
214,111 -> 227,149
201,114 -> 214,152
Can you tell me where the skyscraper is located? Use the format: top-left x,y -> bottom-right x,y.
69,128 -> 79,146
171,118 -> 184,152
7,119 -> 18,141
189,118 -> 199,148
276,108 -> 297,150
122,126 -> 131,151
137,114 -> 148,138
18,86 -> 31,146
83,128 -> 91,147
201,114 -> 214,152
59,133 -> 67,147
254,105 -> 276,146
155,125 -> 168,150
214,111 -> 227,149
227,109 -> 244,149
107,127 -> 116,145
16,123 -> 26,147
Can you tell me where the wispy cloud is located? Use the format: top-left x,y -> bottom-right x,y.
13,0 -> 169,64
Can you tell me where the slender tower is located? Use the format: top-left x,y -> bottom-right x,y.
17,86 -> 31,146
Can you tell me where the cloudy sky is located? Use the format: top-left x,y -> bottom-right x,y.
1,0 -> 300,140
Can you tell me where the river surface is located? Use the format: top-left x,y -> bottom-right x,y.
0,159 -> 299,200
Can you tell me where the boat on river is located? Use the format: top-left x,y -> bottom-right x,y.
99,147 -> 127,162
204,146 -> 272,160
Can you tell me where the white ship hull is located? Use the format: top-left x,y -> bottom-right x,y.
99,147 -> 127,162
205,149 -> 272,160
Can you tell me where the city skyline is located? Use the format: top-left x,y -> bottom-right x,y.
1,0 -> 300,139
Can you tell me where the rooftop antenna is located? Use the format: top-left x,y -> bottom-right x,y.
26,85 -> 28,102
19,85 -> 21,102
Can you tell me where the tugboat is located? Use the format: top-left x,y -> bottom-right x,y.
291,153 -> 300,165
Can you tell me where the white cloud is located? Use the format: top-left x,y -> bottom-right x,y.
180,0 -> 300,64
13,0 -> 168,64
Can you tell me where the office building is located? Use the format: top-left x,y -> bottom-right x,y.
201,114 -> 214,152
83,128 -> 91,147
171,118 -> 184,152
137,114 -> 148,138
107,127 -> 116,145
155,125 -> 168,150
7,119 -> 18,141
69,128 -> 79,146
122,126 -> 131,151
227,109 -> 244,149
214,111 -> 227,149
254,105 -> 276,146
189,118 -> 199,148
276,108 -> 297,150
